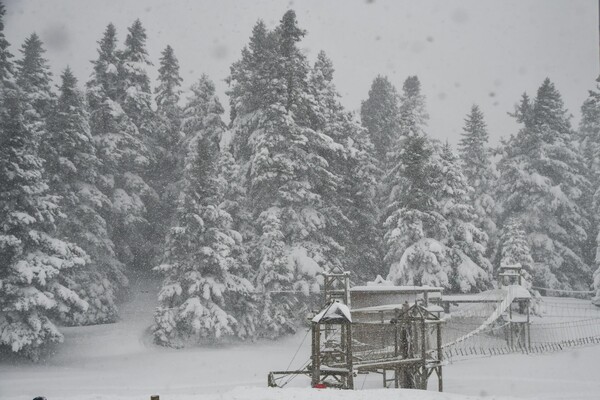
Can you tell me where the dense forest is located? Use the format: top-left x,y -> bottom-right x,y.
1,6 -> 599,358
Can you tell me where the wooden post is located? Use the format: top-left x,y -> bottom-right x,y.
509,302 -> 513,348
311,323 -> 321,387
345,323 -> 354,389
382,369 -> 387,388
421,320 -> 427,389
394,321 -> 400,388
344,271 -> 351,307
526,299 -> 531,350
412,321 -> 418,359
437,323 -> 443,392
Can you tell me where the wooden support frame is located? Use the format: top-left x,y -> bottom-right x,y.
269,271 -> 445,393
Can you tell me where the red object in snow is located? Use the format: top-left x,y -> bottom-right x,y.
313,383 -> 327,389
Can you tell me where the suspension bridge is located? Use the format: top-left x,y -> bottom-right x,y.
440,286 -> 600,363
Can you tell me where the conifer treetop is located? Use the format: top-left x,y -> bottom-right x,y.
0,1 -> 13,81
123,19 -> 150,64
15,33 -> 53,99
155,44 -> 183,108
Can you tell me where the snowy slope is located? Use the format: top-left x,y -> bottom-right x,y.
1,276 -> 599,400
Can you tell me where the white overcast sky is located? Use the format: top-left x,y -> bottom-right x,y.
3,0 -> 598,145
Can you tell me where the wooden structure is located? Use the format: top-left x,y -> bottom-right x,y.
352,302 -> 444,391
268,272 -> 445,392
498,264 -> 523,286
323,267 -> 351,306
503,286 -> 532,349
498,265 -> 532,348
310,301 -> 354,389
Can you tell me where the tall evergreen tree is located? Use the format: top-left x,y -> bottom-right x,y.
398,76 -> 428,139
384,135 -> 448,288
384,77 -> 490,293
434,143 -> 491,292
0,8 -> 87,357
384,138 -> 490,292
458,105 -> 498,259
87,24 -> 156,270
119,19 -> 155,137
497,79 -> 590,290
47,68 -> 126,325
154,76 -> 256,346
381,76 -> 429,222
88,23 -> 119,105
151,45 -> 184,258
118,19 -> 160,270
360,75 -> 400,166
15,33 -> 54,119
228,12 -> 355,335
578,79 -> 600,300
308,51 -> 383,282
0,2 -> 12,82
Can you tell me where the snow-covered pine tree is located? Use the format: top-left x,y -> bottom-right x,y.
253,207 -> 295,338
87,23 -> 119,105
308,50 -> 383,282
227,19 -> 279,163
344,121 -> 385,282
15,33 -> 54,120
154,76 -> 256,346
15,33 -> 56,181
383,77 -> 440,287
458,105 -> 498,258
360,75 -> 400,166
87,23 -> 156,270
229,12 -> 346,307
497,78 -> 591,290
46,68 -> 126,325
384,134 -> 452,288
151,45 -> 184,260
398,76 -> 429,139
0,5 -> 87,358
384,76 -> 490,293
119,19 -> 155,135
381,76 -> 429,223
0,1 -> 11,82
116,19 -> 159,270
154,45 -> 183,199
578,79 -> 600,301
433,143 -> 491,292
219,148 -> 254,243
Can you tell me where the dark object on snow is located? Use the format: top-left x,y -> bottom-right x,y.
33,397 -> 47,400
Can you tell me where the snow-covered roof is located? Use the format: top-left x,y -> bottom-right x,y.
443,289 -> 505,303
351,303 -> 445,314
499,271 -> 521,276
443,286 -> 531,303
312,301 -> 352,324
351,285 -> 444,293
499,263 -> 522,270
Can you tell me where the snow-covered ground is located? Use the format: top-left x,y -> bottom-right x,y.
1,276 -> 599,400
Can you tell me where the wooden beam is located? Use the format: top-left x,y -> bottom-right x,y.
345,323 -> 354,389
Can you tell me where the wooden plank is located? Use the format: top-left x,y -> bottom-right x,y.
354,357 -> 424,370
